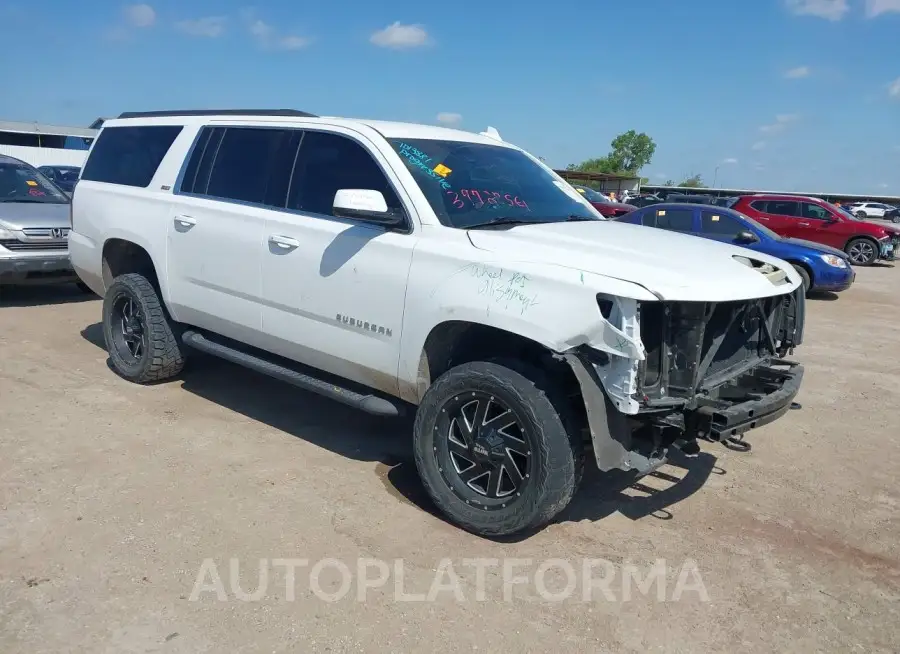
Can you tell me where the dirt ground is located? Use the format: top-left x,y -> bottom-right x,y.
1,266 -> 898,654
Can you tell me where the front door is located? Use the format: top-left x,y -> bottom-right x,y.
797,201 -> 845,249
259,128 -> 417,395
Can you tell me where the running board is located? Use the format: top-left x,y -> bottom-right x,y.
181,330 -> 401,417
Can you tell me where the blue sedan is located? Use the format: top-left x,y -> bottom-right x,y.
616,203 -> 855,294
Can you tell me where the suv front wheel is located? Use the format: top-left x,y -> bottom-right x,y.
845,237 -> 880,266
102,273 -> 185,383
413,361 -> 583,537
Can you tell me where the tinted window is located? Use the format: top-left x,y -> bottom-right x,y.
800,202 -> 831,220
700,210 -> 744,236
205,127 -> 301,206
289,131 -> 402,218
766,201 -> 798,217
387,138 -> 597,228
81,125 -> 182,187
648,207 -> 693,231
0,160 -> 68,204
749,200 -> 768,212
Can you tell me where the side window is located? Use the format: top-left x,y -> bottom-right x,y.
766,201 -> 799,217
81,125 -> 183,187
700,211 -> 744,236
749,200 -> 768,212
800,202 -> 831,220
288,131 -> 402,218
203,127 -> 301,206
650,208 -> 693,232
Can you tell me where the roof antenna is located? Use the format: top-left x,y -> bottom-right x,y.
480,126 -> 502,141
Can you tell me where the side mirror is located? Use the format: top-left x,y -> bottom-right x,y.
735,230 -> 759,244
332,189 -> 403,227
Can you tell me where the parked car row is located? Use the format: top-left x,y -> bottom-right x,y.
844,201 -> 900,223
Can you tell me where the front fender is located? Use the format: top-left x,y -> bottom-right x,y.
397,251 -> 657,403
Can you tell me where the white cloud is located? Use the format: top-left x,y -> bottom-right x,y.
759,113 -> 799,134
175,16 -> 227,37
888,77 -> 900,98
879,182 -> 890,188
751,141 -> 767,151
436,112 -> 462,125
124,3 -> 156,28
370,22 -> 430,49
784,65 -> 810,79
785,0 -> 849,20
866,0 -> 900,17
723,158 -> 739,164
244,14 -> 311,51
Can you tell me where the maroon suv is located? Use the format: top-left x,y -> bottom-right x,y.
570,184 -> 635,218
732,194 -> 900,266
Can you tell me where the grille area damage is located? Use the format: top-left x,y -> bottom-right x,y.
565,284 -> 806,474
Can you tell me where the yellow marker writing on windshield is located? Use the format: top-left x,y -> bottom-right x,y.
26,180 -> 38,186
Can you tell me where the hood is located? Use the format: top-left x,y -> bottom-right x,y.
782,237 -> 847,258
466,221 -> 801,302
860,219 -> 900,235
0,201 -> 70,229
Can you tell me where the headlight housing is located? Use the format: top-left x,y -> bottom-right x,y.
820,254 -> 847,268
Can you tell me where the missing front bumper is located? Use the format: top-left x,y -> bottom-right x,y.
690,360 -> 804,442
566,353 -> 804,475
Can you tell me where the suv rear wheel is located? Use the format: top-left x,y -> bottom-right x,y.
413,361 -> 582,537
102,273 -> 185,383
855,210 -> 867,219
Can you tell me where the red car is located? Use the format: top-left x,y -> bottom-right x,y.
570,184 -> 635,218
732,194 -> 900,266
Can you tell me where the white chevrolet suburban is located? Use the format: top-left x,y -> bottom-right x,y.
69,109 -> 806,537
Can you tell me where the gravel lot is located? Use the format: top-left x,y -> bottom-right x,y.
1,267 -> 898,653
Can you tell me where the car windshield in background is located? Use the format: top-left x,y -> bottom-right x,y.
572,185 -> 610,203
388,138 -> 598,229
834,205 -> 861,220
0,162 -> 68,203
54,167 -> 80,182
732,210 -> 782,240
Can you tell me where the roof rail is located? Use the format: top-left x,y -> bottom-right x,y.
116,109 -> 317,119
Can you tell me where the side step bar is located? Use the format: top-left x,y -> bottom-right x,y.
181,330 -> 402,417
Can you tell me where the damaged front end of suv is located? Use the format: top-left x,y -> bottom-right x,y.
564,261 -> 806,475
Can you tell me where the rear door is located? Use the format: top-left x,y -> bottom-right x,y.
756,199 -> 802,237
644,205 -> 696,233
166,125 -> 299,340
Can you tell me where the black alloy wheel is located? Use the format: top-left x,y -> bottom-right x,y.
435,391 -> 533,505
110,293 -> 146,363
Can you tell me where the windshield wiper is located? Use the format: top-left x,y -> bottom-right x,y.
465,217 -> 538,229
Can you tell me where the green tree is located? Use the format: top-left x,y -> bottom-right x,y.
607,130 -> 656,174
679,174 -> 706,188
663,179 -> 675,187
566,130 -> 657,176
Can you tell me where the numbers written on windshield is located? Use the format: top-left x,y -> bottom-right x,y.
446,189 -> 530,211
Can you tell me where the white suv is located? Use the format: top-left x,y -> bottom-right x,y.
847,202 -> 900,222
69,109 -> 806,537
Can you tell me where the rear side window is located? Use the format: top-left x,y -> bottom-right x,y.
180,127 -> 301,207
765,201 -> 798,217
646,207 -> 693,232
749,200 -> 767,212
81,125 -> 183,187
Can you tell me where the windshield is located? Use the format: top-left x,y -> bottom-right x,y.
54,167 -> 81,182
388,138 -> 599,228
571,185 -> 610,203
0,161 -> 68,203
833,204 -> 862,220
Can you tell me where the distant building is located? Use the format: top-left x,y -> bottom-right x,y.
0,119 -> 98,168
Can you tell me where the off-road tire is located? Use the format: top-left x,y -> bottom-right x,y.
413,360 -> 583,537
102,273 -> 185,383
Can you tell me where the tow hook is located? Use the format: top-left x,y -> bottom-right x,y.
724,434 -> 751,452
790,402 -> 802,410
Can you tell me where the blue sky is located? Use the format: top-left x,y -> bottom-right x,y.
1,0 -> 898,194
